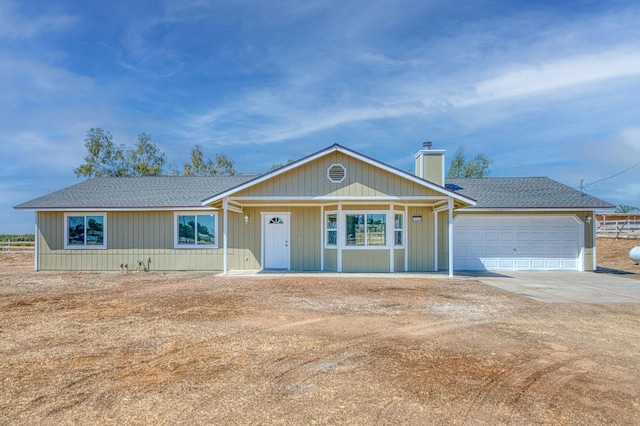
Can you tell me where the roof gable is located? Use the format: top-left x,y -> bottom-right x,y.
202,144 -> 475,205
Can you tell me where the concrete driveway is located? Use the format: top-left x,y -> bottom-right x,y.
472,271 -> 640,303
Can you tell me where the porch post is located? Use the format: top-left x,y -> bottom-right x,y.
337,203 -> 343,272
404,205 -> 409,272
434,209 -> 438,272
448,197 -> 454,278
223,197 -> 228,275
320,205 -> 324,271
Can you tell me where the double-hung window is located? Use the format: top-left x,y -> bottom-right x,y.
394,213 -> 404,246
175,213 -> 217,248
326,213 -> 337,246
64,213 -> 107,249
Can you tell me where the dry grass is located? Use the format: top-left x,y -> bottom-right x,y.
0,241 -> 639,425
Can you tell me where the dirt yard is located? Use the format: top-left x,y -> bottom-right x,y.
1,239 -> 639,425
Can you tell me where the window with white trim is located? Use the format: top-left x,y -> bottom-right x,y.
64,213 -> 107,249
175,213 -> 217,248
326,213 -> 337,247
394,213 -> 404,246
346,213 -> 386,246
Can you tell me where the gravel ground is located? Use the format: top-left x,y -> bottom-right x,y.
0,241 -> 639,425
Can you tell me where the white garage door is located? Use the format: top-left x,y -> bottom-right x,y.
453,215 -> 583,271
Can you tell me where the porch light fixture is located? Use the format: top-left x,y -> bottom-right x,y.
244,214 -> 249,224
586,215 -> 592,224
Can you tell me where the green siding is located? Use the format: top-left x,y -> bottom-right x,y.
342,250 -> 390,273
407,206 -> 436,271
234,152 -> 443,198
37,207 -> 321,272
324,249 -> 337,272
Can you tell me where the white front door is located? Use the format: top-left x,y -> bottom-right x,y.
263,213 -> 290,269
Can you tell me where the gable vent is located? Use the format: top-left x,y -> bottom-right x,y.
327,163 -> 347,183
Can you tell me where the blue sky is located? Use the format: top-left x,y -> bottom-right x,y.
2,0 -> 640,233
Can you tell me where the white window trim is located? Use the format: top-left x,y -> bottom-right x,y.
64,212 -> 107,250
174,211 -> 219,249
341,210 -> 403,251
394,212 -> 406,248
324,211 -> 338,249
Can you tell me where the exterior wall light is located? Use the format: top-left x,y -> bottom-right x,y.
244,214 -> 249,224
586,215 -> 592,224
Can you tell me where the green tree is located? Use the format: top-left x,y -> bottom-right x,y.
447,146 -> 492,178
74,128 -> 167,177
129,133 -> 166,176
74,128 -> 128,177
182,145 -> 236,176
615,204 -> 639,213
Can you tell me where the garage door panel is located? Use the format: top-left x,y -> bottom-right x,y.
453,215 -> 582,271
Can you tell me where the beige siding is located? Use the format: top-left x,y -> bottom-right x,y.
407,206 -> 436,271
342,250 -> 390,272
394,249 -> 405,272
37,207 -> 322,272
324,249 -> 337,271
234,152 -> 443,198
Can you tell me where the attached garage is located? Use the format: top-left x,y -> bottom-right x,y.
453,214 -> 583,271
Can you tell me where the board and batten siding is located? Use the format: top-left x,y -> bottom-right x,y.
36,207 -> 321,272
233,152 -> 443,199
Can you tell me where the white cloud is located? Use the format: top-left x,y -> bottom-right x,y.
0,1 -> 75,39
453,49 -> 640,107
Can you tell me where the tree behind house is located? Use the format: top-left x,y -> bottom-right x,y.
181,145 -> 236,176
447,146 -> 492,178
74,128 -> 167,177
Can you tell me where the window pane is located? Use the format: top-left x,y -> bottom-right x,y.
196,214 -> 215,245
395,231 -> 403,246
67,216 -> 85,245
367,214 -> 386,246
395,214 -> 403,230
178,215 -> 196,244
327,230 -> 337,245
86,215 -> 104,245
327,214 -> 337,229
346,214 -> 365,246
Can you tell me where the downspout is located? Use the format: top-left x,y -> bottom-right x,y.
223,198 -> 228,275
448,197 -> 454,278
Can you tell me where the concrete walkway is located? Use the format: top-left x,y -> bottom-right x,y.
227,269 -> 640,303
471,271 -> 640,303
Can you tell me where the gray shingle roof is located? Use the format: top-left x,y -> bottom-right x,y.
14,176 -> 257,209
446,177 -> 614,209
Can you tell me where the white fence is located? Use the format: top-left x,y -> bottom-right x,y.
0,241 -> 35,252
597,218 -> 640,239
